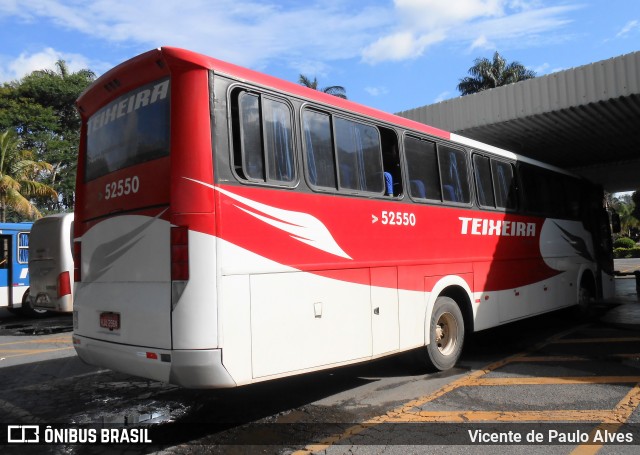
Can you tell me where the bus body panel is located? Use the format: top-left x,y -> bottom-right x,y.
74,215 -> 171,349
29,213 -> 74,312
171,230 -> 218,350
250,269 -> 372,378
73,336 -> 236,388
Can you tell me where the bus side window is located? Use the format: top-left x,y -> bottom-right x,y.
438,145 -> 470,204
0,238 -> 8,269
231,89 -> 296,186
237,92 -> 264,181
303,109 -> 336,189
563,177 -> 582,219
404,135 -> 440,200
18,233 -> 29,263
491,160 -> 517,210
334,117 -> 384,194
473,154 -> 495,208
263,98 -> 295,183
380,127 -> 401,197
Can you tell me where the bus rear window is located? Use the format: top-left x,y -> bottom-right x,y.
85,78 -> 170,181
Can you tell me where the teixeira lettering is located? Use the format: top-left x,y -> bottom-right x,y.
459,217 -> 536,237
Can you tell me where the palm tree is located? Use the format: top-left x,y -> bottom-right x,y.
299,75 -> 347,99
457,51 -> 536,95
0,129 -> 57,222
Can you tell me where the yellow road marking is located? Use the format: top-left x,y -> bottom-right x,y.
0,347 -> 74,359
512,355 -> 589,362
386,410 -> 613,423
571,383 -> 640,455
293,327 -> 640,454
0,335 -> 72,347
468,376 -> 640,385
552,337 -> 640,344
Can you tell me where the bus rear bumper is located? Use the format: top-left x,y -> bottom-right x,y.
73,335 -> 237,388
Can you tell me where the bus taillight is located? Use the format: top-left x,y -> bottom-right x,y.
171,226 -> 189,281
57,271 -> 72,298
73,242 -> 81,282
58,272 -> 71,298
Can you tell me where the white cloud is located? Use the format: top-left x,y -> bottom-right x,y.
362,0 -> 578,63
616,20 -> 639,38
365,86 -> 389,96
469,35 -> 494,52
6,0 -> 390,69
434,91 -> 451,102
395,0 -> 505,29
0,47 -> 105,83
362,30 -> 446,63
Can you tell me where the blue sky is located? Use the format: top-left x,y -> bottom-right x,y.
1,1 -> 639,114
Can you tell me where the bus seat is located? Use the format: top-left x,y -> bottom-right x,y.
443,184 -> 457,202
410,179 -> 426,198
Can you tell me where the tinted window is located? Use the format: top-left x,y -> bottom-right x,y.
492,160 -> 517,210
520,164 -> 552,214
303,110 -> 336,188
404,136 -> 441,200
86,78 -> 170,181
233,90 -> 295,185
335,117 -> 383,193
438,145 -> 470,203
473,155 -> 495,207
238,92 -> 263,180
563,177 -> 582,219
263,98 -> 295,183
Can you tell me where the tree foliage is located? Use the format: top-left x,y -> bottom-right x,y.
0,129 -> 57,222
612,192 -> 640,239
299,74 -> 347,99
0,60 -> 95,214
457,51 -> 536,96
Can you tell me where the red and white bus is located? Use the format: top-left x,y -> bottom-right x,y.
72,47 -> 615,388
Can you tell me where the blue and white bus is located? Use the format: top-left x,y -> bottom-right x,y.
0,222 -> 46,317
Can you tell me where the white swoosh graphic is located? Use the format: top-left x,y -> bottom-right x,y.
184,178 -> 352,260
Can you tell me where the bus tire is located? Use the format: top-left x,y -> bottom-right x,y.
19,288 -> 50,318
577,282 -> 595,319
426,296 -> 464,371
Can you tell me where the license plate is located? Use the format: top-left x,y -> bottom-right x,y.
99,312 -> 120,331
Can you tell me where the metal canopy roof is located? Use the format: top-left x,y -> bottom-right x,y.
397,51 -> 640,193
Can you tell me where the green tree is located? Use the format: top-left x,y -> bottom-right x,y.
611,193 -> 640,238
457,51 -> 536,95
298,75 -> 347,99
0,60 -> 95,212
0,129 -> 57,222
631,190 -> 640,221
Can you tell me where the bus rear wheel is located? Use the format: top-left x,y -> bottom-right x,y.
426,296 -> 464,371
577,282 -> 595,319
20,288 -> 51,318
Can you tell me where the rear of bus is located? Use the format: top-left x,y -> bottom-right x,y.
30,213 -> 74,312
72,48 -> 234,387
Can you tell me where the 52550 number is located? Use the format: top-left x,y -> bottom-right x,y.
104,176 -> 140,200
381,211 -> 416,226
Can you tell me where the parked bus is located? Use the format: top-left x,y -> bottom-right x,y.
0,222 -> 43,317
72,47 -> 615,388
29,213 -> 75,313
